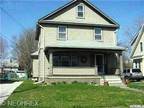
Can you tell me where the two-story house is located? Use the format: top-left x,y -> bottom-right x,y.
31,0 -> 125,85
131,24 -> 144,76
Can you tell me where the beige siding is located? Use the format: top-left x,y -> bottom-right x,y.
35,1 -> 120,81
38,49 -> 45,78
52,3 -> 113,25
53,67 -> 96,75
133,33 -> 144,57
32,59 -> 39,77
44,25 -> 117,47
141,59 -> 144,75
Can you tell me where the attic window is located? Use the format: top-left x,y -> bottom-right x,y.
77,4 -> 84,18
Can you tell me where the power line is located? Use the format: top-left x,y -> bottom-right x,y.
0,7 -> 26,30
0,33 -> 13,43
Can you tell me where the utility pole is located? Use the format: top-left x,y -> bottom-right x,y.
0,36 -> 3,73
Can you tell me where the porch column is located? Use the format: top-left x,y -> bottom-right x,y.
119,53 -> 123,76
49,51 -> 53,75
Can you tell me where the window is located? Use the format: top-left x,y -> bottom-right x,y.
58,26 -> 67,40
140,42 -> 143,52
53,55 -> 60,66
53,55 -> 70,66
53,55 -> 79,67
71,56 -> 78,66
95,28 -> 102,40
77,4 -> 84,18
61,56 -> 70,66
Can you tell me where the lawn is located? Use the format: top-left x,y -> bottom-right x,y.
1,80 -> 144,108
128,81 -> 144,91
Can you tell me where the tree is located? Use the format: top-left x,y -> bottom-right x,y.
13,28 -> 38,77
0,36 -> 8,60
120,17 -> 144,54
119,17 -> 144,68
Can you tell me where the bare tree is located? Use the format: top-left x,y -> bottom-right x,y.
120,17 -> 144,54
119,17 -> 144,68
13,28 -> 38,77
0,36 -> 8,60
125,17 -> 144,41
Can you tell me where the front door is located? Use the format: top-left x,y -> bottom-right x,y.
95,54 -> 104,75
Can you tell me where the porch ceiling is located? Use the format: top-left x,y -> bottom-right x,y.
45,45 -> 125,53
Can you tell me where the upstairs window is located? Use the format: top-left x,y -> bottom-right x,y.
77,4 -> 84,18
140,42 -> 143,52
95,28 -> 102,40
58,26 -> 67,40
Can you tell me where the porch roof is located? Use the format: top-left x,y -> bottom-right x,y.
31,51 -> 38,59
45,42 -> 125,51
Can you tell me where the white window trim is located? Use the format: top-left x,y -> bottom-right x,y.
57,26 -> 68,41
76,3 -> 85,19
94,28 -> 103,41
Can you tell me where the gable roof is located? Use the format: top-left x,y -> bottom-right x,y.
38,0 -> 119,26
131,24 -> 144,45
36,0 -> 120,40
130,24 -> 144,58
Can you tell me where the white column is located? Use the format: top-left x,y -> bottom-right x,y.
119,53 -> 123,76
49,51 -> 53,75
133,62 -> 136,69
137,62 -> 140,69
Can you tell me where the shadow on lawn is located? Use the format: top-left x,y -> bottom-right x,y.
0,80 -> 16,84
13,86 -> 38,93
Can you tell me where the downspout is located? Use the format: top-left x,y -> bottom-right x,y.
38,24 -> 45,83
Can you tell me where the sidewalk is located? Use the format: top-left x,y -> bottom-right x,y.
0,81 -> 23,105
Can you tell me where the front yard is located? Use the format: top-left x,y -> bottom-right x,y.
128,81 -> 144,91
1,80 -> 144,108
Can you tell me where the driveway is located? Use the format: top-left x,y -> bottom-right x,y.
0,81 -> 23,105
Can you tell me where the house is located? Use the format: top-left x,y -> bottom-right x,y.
32,0 -> 125,85
131,24 -> 144,76
0,58 -> 19,73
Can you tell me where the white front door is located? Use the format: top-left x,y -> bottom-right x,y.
95,54 -> 104,75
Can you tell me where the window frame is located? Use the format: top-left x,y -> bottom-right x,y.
77,4 -> 85,18
57,26 -> 67,41
94,28 -> 102,41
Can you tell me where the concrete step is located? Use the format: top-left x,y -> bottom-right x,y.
100,75 -> 125,87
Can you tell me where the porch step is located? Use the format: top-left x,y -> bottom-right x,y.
100,75 -> 126,87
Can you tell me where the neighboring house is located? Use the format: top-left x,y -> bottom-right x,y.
32,0 -> 125,85
0,58 -> 19,73
131,24 -> 144,75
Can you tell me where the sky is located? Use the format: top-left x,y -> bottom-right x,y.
0,0 -> 144,52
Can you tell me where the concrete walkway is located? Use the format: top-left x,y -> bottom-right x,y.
0,81 -> 23,105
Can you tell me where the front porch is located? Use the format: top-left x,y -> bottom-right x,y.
46,48 -> 123,76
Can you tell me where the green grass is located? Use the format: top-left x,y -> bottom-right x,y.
128,82 -> 144,91
1,80 -> 144,108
